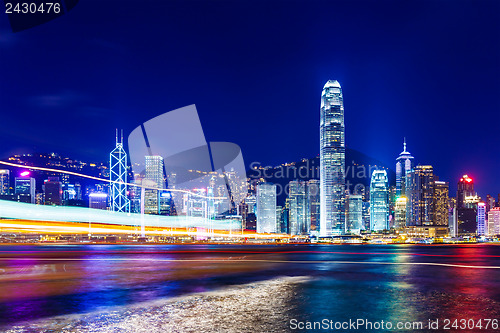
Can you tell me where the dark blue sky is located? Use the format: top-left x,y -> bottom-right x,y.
0,0 -> 499,197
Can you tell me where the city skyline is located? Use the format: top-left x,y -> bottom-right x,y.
0,0 -> 499,197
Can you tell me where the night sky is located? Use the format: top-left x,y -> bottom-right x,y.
0,0 -> 499,197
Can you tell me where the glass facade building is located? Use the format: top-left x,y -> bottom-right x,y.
288,180 -> 308,235
307,179 -> 320,233
320,80 -> 345,236
256,183 -> 277,233
433,181 -> 449,226
477,202 -> 486,236
0,170 -> 10,195
144,155 -> 166,215
406,165 -> 434,226
370,170 -> 389,231
395,139 -> 414,198
346,194 -> 363,234
15,176 -> 35,204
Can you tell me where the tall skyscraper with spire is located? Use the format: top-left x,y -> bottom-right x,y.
320,80 -> 345,236
395,138 -> 414,198
110,130 -> 130,213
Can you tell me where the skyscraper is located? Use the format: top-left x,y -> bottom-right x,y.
433,181 -> 449,226
288,180 -> 307,235
110,130 -> 130,213
477,202 -> 486,236
456,175 -> 477,235
394,196 -> 407,229
15,175 -> 35,204
487,207 -> 500,236
144,155 -> 165,214
89,192 -> 108,210
256,183 -> 277,233
307,179 -> 320,232
457,175 -> 474,209
44,177 -> 62,206
406,165 -> 434,226
346,194 -> 363,234
395,139 -> 414,198
370,170 -> 389,231
320,80 -> 345,236
0,170 -> 10,195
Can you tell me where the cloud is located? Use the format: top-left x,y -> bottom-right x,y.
29,90 -> 85,108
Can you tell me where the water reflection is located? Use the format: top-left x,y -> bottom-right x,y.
0,244 -> 499,330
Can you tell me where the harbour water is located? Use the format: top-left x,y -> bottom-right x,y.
1,244 -> 499,332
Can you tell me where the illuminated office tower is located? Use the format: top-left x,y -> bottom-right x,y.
346,194 -> 363,234
456,175 -> 477,235
486,194 -> 496,212
110,130 -> 130,213
276,205 -> 283,233
256,183 -> 277,233
394,196 -> 407,229
288,180 -> 307,235
370,170 -> 389,231
477,202 -> 486,236
129,174 -> 142,213
406,165 -> 434,226
457,175 -> 474,209
362,201 -> 370,231
187,189 -> 207,218
433,181 -> 449,226
245,194 -> 257,214
0,170 -> 10,195
15,175 -> 35,204
320,80 -> 345,236
307,179 -> 320,232
395,139 -> 414,197
44,177 -> 62,206
487,207 -> 500,236
89,192 -> 108,210
144,155 -> 165,214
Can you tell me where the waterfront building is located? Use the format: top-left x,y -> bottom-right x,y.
370,170 -> 389,231
256,183 -> 277,233
457,175 -> 474,209
276,205 -> 283,233
15,175 -> 35,204
288,180 -> 308,235
89,192 -> 108,210
456,175 -> 477,236
186,189 -> 207,218
245,194 -> 257,214
394,196 -> 407,230
346,194 -> 363,234
362,201 -> 370,231
433,181 -> 449,226
0,169 -> 10,195
307,179 -> 320,232
110,130 -> 130,213
487,207 -> 500,236
144,155 -> 165,214
395,139 -> 414,198
44,177 -> 62,206
320,80 -> 346,236
406,165 -> 434,226
477,202 -> 486,236
457,207 -> 477,236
